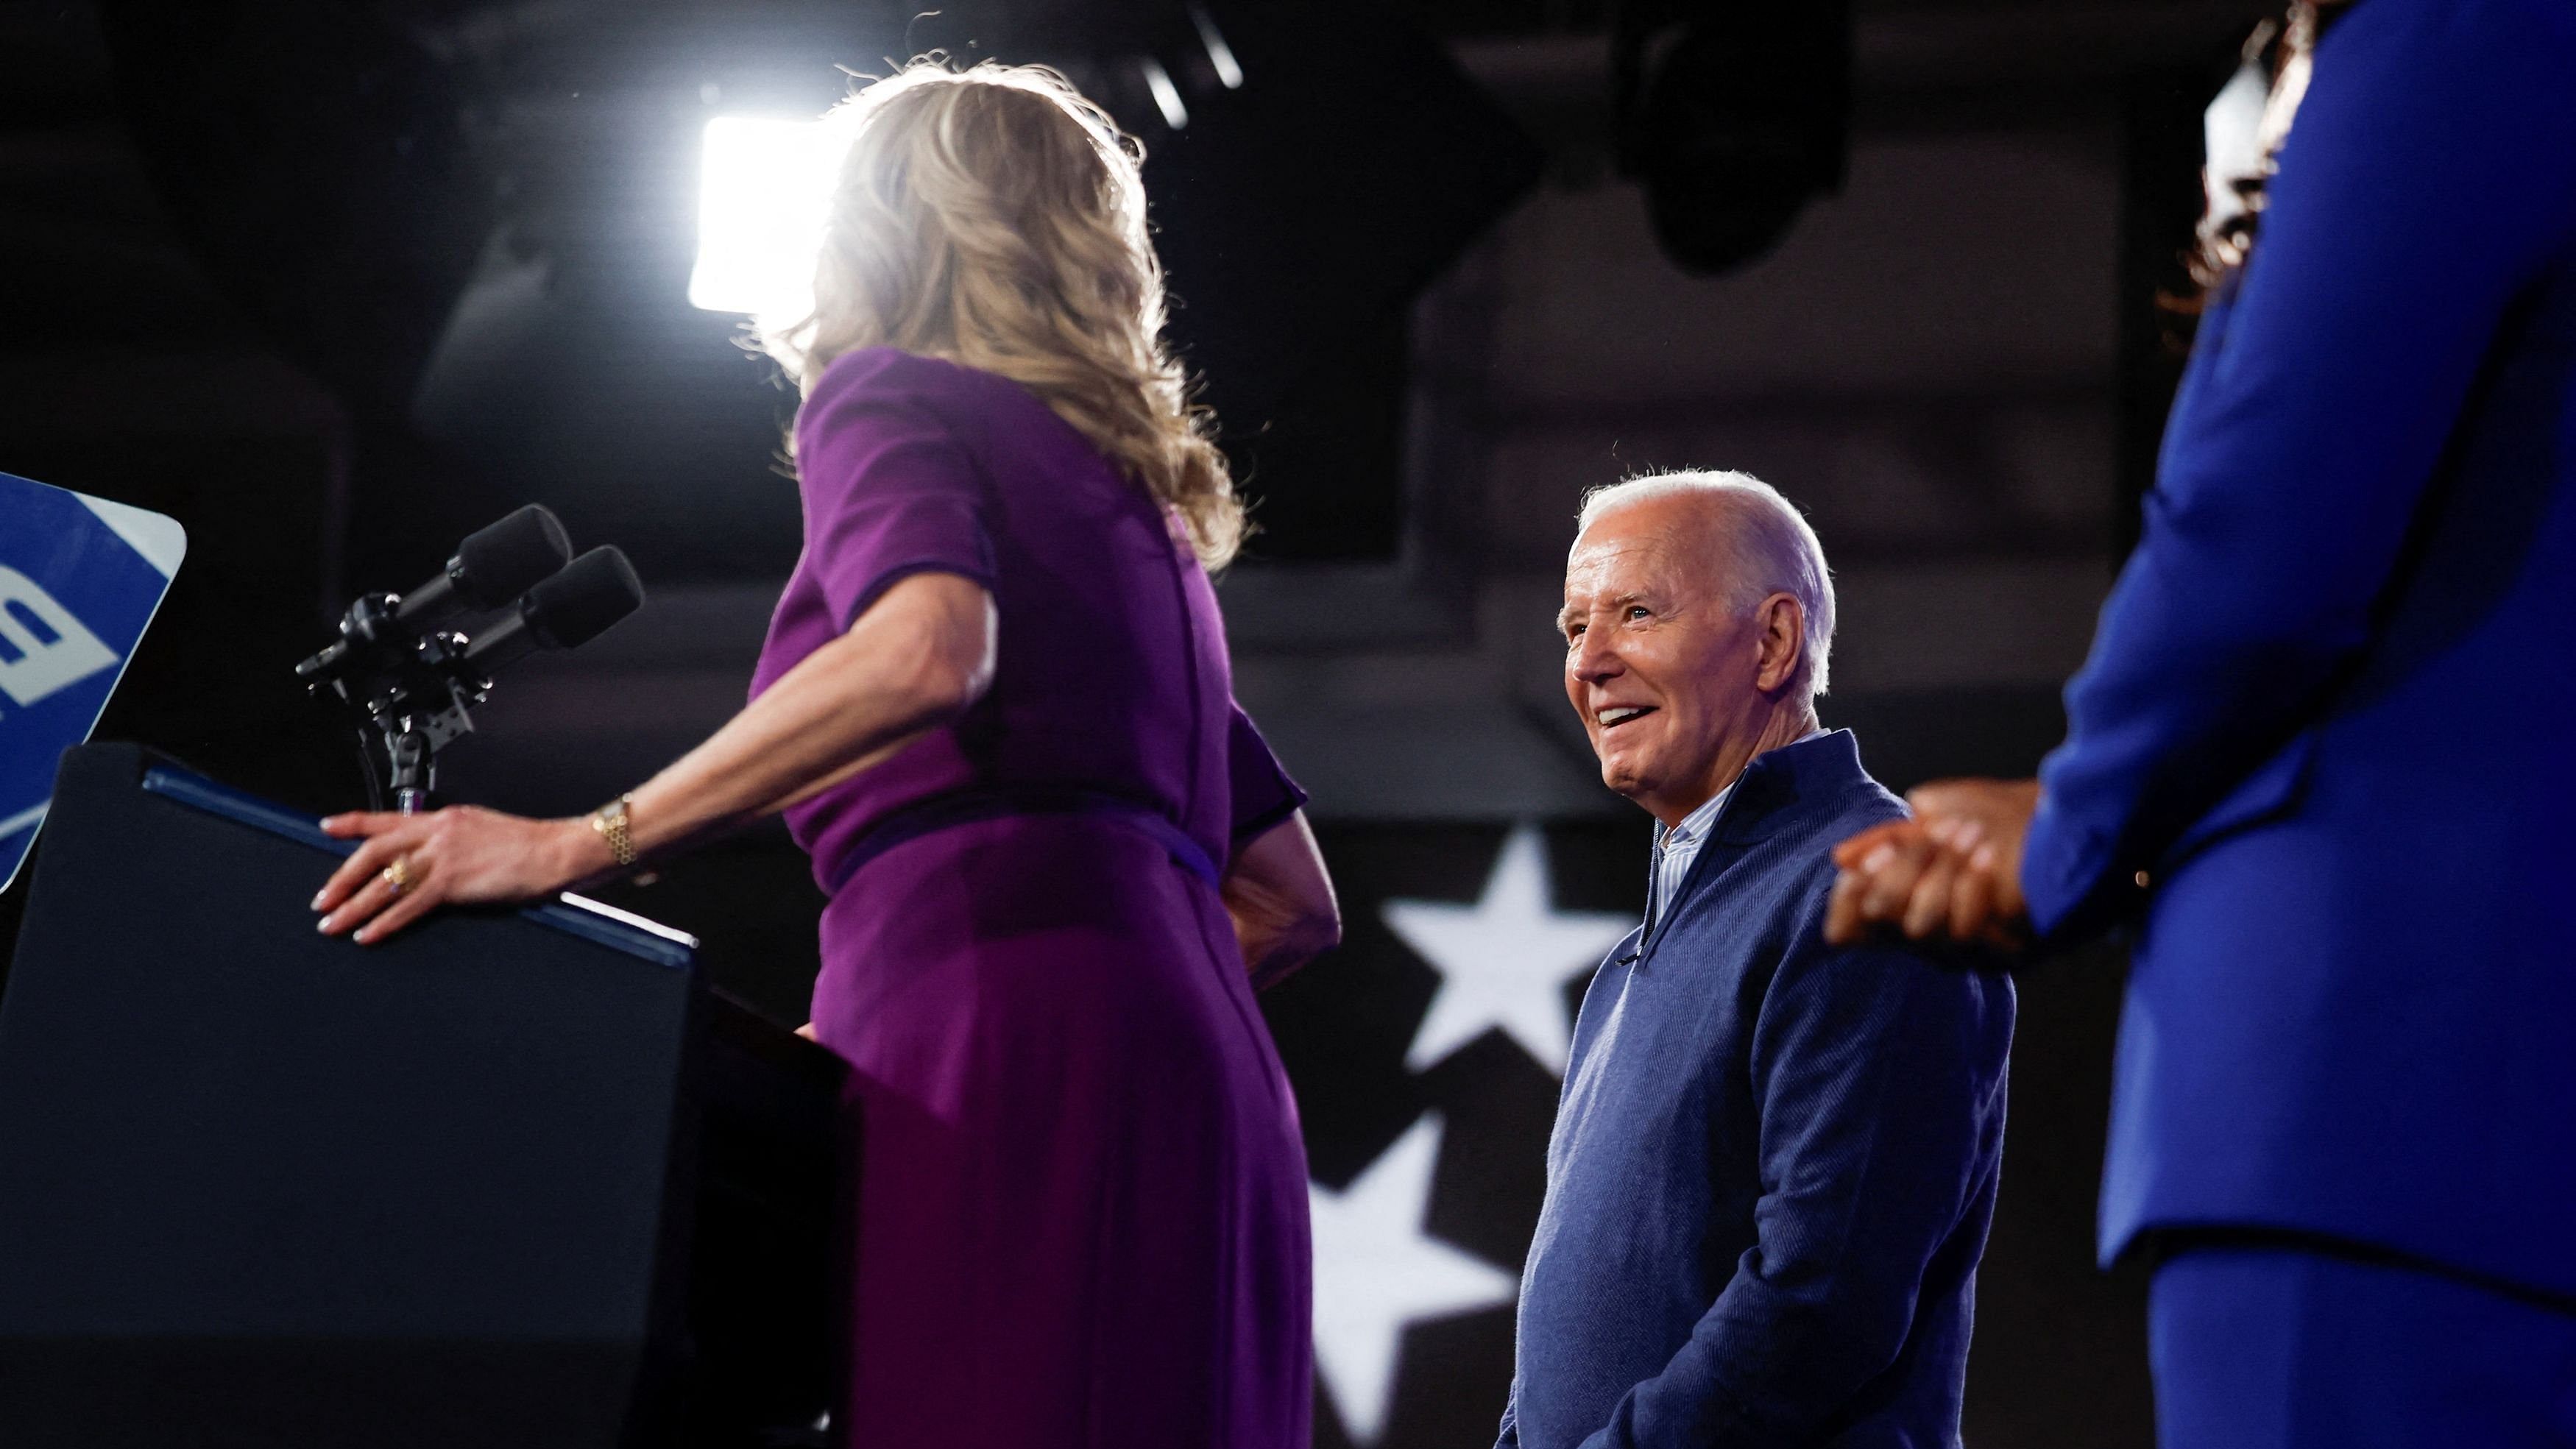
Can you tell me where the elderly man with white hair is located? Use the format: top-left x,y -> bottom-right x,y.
1496,471 -> 2016,1449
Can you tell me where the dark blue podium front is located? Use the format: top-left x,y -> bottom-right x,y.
0,743 -> 846,1448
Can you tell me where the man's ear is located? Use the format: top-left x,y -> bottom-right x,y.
1753,592 -> 1805,694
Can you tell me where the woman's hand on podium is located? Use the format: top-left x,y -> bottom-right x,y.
311,806 -> 612,944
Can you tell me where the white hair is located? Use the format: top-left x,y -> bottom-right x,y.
1576,469 -> 1837,701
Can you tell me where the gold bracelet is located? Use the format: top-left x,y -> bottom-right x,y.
587,794 -> 637,868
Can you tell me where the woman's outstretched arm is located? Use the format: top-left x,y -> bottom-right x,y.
311,571 -> 996,943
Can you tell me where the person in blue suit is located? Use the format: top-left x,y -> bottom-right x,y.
1825,1 -> 2576,1443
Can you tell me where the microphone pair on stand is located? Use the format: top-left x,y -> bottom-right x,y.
298,507 -> 645,812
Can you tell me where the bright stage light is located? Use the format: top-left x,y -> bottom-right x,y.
1139,59 -> 1189,130
689,115 -> 848,318
1192,7 -> 1244,90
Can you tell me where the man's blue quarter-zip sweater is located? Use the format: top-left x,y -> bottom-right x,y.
1499,730 -> 2016,1449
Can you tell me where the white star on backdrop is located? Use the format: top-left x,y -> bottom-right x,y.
1384,824 -> 1637,1077
1309,1111 -> 1520,1445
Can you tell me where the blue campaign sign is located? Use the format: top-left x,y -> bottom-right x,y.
0,472 -> 186,890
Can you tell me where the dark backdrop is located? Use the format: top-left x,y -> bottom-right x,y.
0,1 -> 2263,1444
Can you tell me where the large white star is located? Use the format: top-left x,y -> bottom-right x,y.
1309,1111 -> 1519,1445
1384,824 -> 1637,1077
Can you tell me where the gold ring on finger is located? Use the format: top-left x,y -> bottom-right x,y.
382,855 -> 417,898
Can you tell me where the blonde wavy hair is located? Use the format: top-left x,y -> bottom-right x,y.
763,60 -> 1245,568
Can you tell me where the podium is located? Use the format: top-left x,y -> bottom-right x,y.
0,745 -> 849,1448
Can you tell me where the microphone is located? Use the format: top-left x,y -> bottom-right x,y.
394,504 -> 573,626
298,511 -> 644,815
461,547 -> 646,677
295,506 -> 572,685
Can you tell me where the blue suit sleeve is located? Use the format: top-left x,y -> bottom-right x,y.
1496,1377 -> 1522,1448
2021,0 -> 2576,935
1575,913 -> 2012,1448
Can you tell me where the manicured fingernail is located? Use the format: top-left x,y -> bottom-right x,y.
1861,844 -> 1895,872
316,915 -> 334,933
1970,844 -> 1997,869
310,893 -> 328,910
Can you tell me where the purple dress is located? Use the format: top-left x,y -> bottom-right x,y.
748,347 -> 1313,1448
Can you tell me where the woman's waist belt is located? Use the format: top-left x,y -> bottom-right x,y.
824,784 -> 1221,896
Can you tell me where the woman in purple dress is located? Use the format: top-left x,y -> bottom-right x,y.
308,62 -> 1338,1448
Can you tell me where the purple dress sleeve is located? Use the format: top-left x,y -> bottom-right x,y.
1226,703 -> 1309,851
794,362 -> 999,629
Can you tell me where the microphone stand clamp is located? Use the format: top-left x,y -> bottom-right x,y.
299,592 -> 496,815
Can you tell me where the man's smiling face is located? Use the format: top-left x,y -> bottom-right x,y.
1560,495 -> 1769,826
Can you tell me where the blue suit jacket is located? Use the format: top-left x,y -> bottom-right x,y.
1503,732 -> 2014,1448
2020,0 -> 2576,1297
